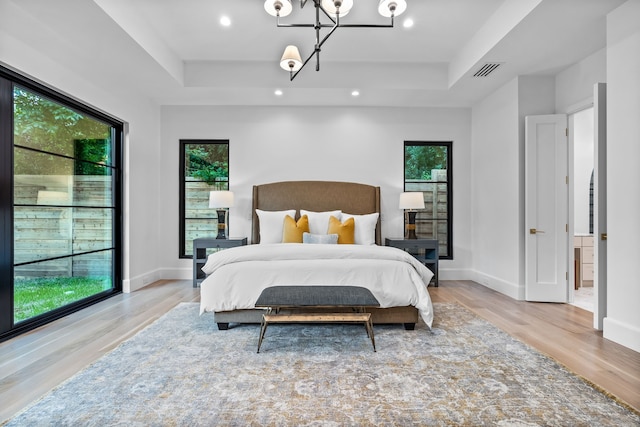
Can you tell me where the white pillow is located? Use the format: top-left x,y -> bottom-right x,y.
300,209 -> 342,235
341,212 -> 379,245
256,209 -> 296,244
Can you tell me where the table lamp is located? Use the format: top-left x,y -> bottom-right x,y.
399,192 -> 424,239
209,190 -> 234,239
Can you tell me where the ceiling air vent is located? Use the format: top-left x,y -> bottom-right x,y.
472,62 -> 503,77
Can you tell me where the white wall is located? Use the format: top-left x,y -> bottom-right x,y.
160,106 -> 472,280
604,0 -> 640,352
555,48 -> 607,113
0,1 -> 162,292
471,76 -> 555,299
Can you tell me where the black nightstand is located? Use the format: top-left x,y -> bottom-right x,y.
192,237 -> 247,287
385,238 -> 439,287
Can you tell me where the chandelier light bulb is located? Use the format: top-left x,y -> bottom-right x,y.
264,0 -> 293,17
378,0 -> 407,18
321,0 -> 354,17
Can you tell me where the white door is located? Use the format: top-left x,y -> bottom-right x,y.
525,114 -> 569,302
593,83 -> 607,329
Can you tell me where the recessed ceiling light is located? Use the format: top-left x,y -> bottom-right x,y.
403,18 -> 414,28
275,89 -> 283,96
220,16 -> 231,27
351,90 -> 360,97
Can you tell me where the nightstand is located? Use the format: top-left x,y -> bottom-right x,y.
385,238 -> 439,287
192,237 -> 247,287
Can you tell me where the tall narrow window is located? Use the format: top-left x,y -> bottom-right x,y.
1,67 -> 123,341
179,140 -> 229,258
404,141 -> 453,259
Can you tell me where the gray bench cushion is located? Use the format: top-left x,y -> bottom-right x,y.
255,286 -> 380,308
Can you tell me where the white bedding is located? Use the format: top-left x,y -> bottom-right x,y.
199,244 -> 434,328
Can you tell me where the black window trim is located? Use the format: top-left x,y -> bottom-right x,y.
0,64 -> 123,342
178,139 -> 230,259
404,140 -> 453,260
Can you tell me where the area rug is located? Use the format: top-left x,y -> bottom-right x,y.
4,303 -> 639,426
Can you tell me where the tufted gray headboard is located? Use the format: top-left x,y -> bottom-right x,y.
251,181 -> 381,245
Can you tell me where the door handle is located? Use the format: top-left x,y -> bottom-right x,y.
601,233 -> 607,241
530,228 -> 545,235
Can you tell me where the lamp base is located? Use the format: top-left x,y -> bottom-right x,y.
216,209 -> 227,239
405,211 -> 417,240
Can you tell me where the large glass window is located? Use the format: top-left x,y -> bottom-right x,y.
0,67 -> 122,341
404,141 -> 453,259
179,140 -> 229,258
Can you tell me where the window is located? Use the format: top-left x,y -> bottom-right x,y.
179,140 -> 229,258
404,141 -> 453,259
1,66 -> 123,341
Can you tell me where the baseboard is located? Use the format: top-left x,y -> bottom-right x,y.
603,317 -> 640,353
123,269 -> 162,293
159,267 -> 192,281
438,268 -> 474,281
469,270 -> 524,300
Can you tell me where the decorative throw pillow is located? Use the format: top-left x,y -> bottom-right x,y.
300,209 -> 342,235
256,209 -> 296,243
327,216 -> 355,244
282,215 -> 310,243
302,232 -> 339,244
341,212 -> 379,245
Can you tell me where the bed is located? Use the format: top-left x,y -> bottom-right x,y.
199,180 -> 434,330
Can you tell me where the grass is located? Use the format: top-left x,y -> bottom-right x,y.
13,277 -> 112,323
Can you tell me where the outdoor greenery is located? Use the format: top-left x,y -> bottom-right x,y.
14,277 -> 111,323
13,86 -> 112,175
185,144 -> 229,184
405,145 -> 448,181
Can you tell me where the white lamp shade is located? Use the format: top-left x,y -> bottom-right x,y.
209,191 -> 234,208
321,0 -> 354,17
264,0 -> 293,17
378,0 -> 407,17
399,192 -> 424,210
280,45 -> 303,71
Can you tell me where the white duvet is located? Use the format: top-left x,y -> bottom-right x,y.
199,244 -> 434,328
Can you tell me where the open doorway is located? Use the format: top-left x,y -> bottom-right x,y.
570,106 -> 595,312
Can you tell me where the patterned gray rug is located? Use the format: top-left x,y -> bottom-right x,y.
5,302 -> 639,426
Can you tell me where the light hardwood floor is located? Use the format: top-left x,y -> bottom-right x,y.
0,280 -> 638,423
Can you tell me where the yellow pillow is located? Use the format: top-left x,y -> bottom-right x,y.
282,215 -> 310,243
327,216 -> 355,244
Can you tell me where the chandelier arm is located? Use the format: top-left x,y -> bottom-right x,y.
278,1 -> 400,81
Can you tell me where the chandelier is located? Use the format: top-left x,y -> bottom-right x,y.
264,0 -> 408,81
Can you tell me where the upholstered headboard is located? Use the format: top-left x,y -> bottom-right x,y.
252,181 -> 381,245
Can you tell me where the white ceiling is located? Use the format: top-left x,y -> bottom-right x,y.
7,0 -> 626,107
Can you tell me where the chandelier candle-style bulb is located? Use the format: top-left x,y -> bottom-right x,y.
280,45 -> 303,71
264,0 -> 292,17
378,0 -> 407,17
321,0 -> 354,17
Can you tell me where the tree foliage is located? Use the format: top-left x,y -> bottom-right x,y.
405,145 -> 448,181
185,144 -> 229,184
13,87 -> 111,175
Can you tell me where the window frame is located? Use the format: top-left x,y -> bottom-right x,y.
0,65 -> 123,342
178,139 -> 230,259
404,140 -> 453,260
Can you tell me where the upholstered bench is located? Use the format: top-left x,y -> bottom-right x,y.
255,285 -> 380,353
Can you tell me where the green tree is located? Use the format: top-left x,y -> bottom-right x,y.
13,87 -> 111,175
185,144 -> 228,184
405,145 -> 447,181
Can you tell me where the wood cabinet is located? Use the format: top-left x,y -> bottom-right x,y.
574,235 -> 594,288
192,237 -> 247,287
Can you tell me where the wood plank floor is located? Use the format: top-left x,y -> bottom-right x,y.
0,279 -> 638,423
